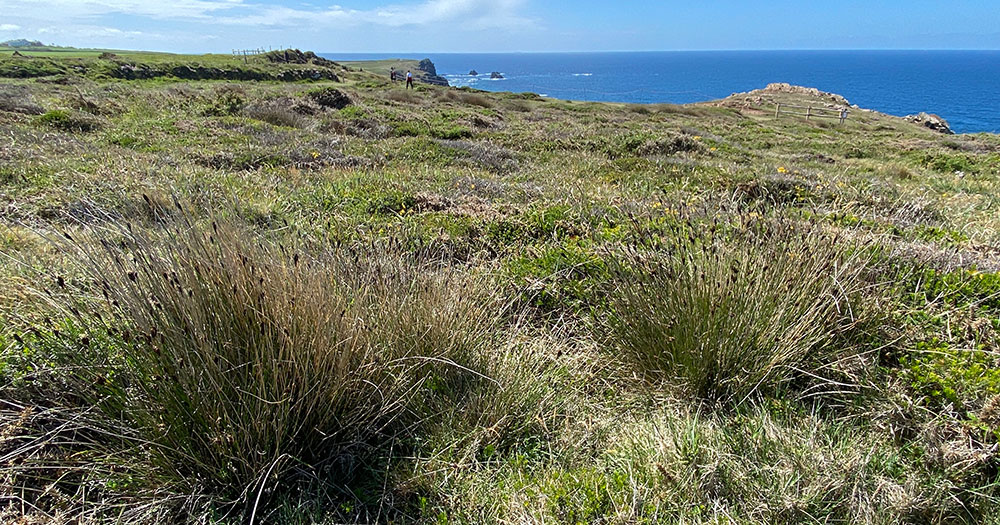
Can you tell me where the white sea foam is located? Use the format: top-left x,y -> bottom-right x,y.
572,73 -> 593,77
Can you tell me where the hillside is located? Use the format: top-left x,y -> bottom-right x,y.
0,48 -> 447,85
0,39 -> 46,48
2,51 -> 1000,524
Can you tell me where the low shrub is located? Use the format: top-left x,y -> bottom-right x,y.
203,85 -> 247,116
607,220 -> 870,402
36,109 -> 102,132
391,120 -> 426,137
430,123 -> 473,140
599,131 -> 703,160
307,87 -> 352,109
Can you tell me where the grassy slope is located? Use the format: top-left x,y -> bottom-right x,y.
1,53 -> 1000,523
1,49 -> 439,84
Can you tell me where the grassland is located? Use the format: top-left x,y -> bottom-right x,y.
1,50 -> 1000,524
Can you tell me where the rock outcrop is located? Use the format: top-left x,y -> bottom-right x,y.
760,83 -> 850,106
904,112 -> 954,134
264,49 -> 339,68
417,58 -> 438,76
720,83 -> 856,116
415,58 -> 449,86
109,62 -> 339,82
490,72 -> 504,79
469,70 -> 478,76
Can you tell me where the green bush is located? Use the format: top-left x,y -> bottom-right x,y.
506,242 -> 608,315
36,109 -> 102,132
909,150 -> 979,174
903,339 -> 1000,412
391,120 -> 426,137
607,220 -> 869,402
430,124 -> 473,140
203,85 -> 247,116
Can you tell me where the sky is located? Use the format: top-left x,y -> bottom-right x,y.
1,0 -> 999,53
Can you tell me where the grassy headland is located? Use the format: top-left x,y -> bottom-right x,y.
1,49 -> 1000,523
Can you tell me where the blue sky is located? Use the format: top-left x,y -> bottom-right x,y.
1,0 -> 999,53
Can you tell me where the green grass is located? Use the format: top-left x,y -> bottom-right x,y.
2,51 -> 1000,523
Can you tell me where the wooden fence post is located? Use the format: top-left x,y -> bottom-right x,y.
806,106 -> 812,120
775,103 -> 781,119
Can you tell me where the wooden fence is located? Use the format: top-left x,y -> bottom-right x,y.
774,103 -> 849,124
232,47 -> 279,64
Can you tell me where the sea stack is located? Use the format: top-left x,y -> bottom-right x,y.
469,70 -> 478,76
490,71 -> 504,79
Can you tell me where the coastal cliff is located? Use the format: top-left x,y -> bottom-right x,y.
416,58 -> 449,86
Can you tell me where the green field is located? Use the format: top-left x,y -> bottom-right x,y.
2,50 -> 1000,524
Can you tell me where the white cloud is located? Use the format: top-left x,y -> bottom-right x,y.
0,0 -> 536,51
3,0 -> 246,20
0,0 -> 531,29
0,23 -> 21,31
36,24 -> 144,39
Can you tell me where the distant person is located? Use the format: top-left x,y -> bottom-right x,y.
390,67 -> 396,82
406,70 -> 414,89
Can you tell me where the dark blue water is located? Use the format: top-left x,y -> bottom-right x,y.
321,51 -> 1000,134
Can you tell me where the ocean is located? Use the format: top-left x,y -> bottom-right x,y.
321,51 -> 1000,134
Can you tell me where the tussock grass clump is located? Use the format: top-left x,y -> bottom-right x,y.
503,99 -> 534,112
243,104 -> 309,128
437,89 -> 494,108
608,220 -> 869,402
436,139 -> 519,173
385,89 -> 422,105
64,218 -> 506,498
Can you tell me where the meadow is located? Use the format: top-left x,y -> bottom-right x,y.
1,50 -> 1000,523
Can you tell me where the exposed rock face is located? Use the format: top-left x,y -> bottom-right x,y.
416,58 -> 449,86
264,49 -> 339,68
904,112 -> 954,134
469,70 -> 478,76
719,83 -> 854,115
110,62 -> 339,82
308,87 -> 352,109
490,72 -> 504,79
417,58 -> 438,76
